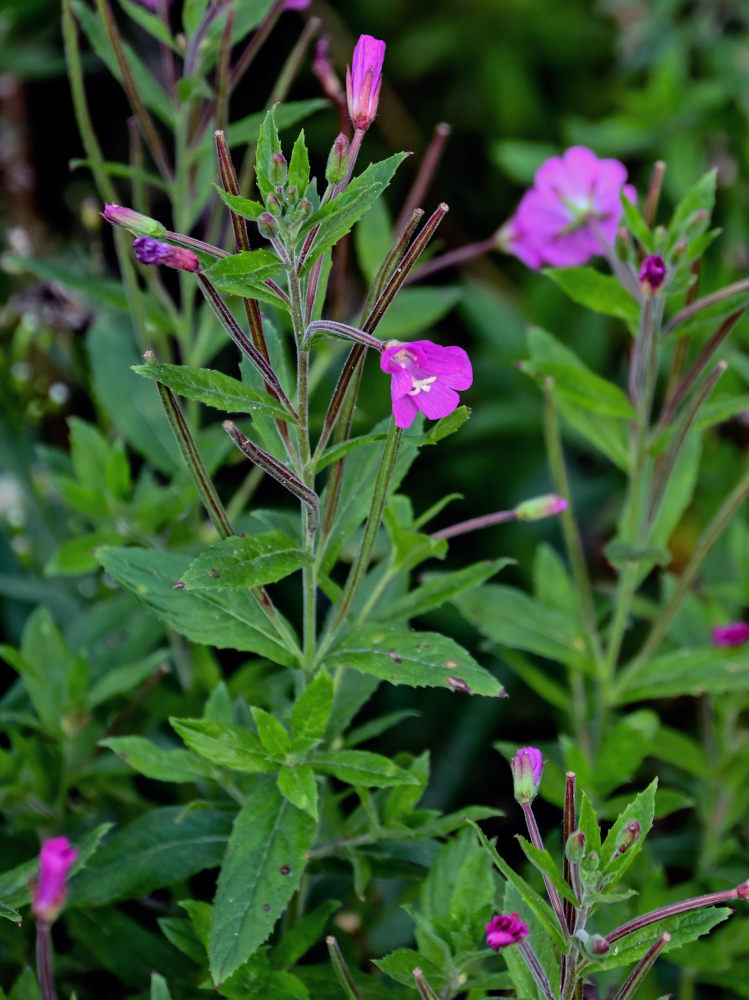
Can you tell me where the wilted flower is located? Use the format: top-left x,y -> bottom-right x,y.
504,146 -> 636,269
380,339 -> 472,430
510,746 -> 544,804
712,622 -> 749,647
639,254 -> 667,295
312,36 -> 344,105
31,837 -> 77,924
346,34 -> 386,132
131,237 -> 200,273
486,912 -> 529,950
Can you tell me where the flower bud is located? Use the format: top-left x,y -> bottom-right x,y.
257,212 -> 280,240
583,850 -> 599,871
31,837 -> 77,924
266,192 -> 283,217
286,185 -> 299,205
615,820 -> 641,855
514,494 -> 567,522
131,237 -> 200,272
639,254 -> 666,296
712,622 -> 749,647
588,935 -> 610,955
654,224 -> 668,248
684,208 -> 709,238
736,880 -> 749,899
486,912 -> 529,950
296,199 -> 313,222
102,204 -> 166,238
615,225 -> 633,260
269,151 -> 288,187
326,133 -> 350,186
510,746 -> 544,804
565,830 -> 586,863
346,34 -> 386,132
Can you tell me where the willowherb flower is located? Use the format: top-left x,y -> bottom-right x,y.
510,746 -> 544,804
504,146 -> 636,269
31,837 -> 77,924
514,494 -> 567,521
132,237 -> 200,273
346,34 -> 386,132
486,912 -> 529,950
102,204 -> 165,238
712,622 -> 749,647
639,254 -> 667,295
380,339 -> 472,430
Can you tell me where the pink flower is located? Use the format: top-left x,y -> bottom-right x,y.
639,254 -> 667,295
712,622 -> 749,647
32,837 -> 77,923
380,339 -> 472,430
486,912 -> 529,950
346,34 -> 386,132
132,237 -> 200,273
505,146 -> 636,269
510,746 -> 544,803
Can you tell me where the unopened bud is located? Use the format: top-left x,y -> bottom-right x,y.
583,851 -> 599,871
639,254 -> 667,296
286,185 -> 299,205
132,237 -> 200,273
269,151 -> 288,187
565,830 -> 586,864
102,204 -> 165,238
257,212 -> 280,240
510,746 -> 544,804
615,820 -> 641,855
514,494 -> 567,522
684,209 -> 709,238
615,225 -> 633,260
266,193 -> 283,217
326,133 -> 350,186
296,199 -> 313,222
736,880 -> 749,899
589,935 -> 610,955
654,224 -> 667,248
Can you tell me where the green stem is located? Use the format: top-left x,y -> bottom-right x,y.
35,922 -> 58,1000
320,421 -> 402,657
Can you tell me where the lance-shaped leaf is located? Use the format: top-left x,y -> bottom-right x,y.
203,248 -> 286,299
209,782 -> 316,985
170,718 -> 274,773
213,187 -> 265,222
181,531 -> 312,591
324,625 -> 504,697
288,130 -> 310,194
224,421 -> 319,532
310,750 -> 420,787
133,362 -> 288,418
543,267 -> 640,327
255,106 -> 282,202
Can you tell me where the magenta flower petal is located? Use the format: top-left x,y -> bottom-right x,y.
510,746 -> 544,803
346,34 -> 386,131
712,622 -> 749,647
381,340 -> 472,429
486,912 -> 529,950
32,837 -> 77,923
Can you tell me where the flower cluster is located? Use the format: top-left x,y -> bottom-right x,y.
501,146 -> 636,269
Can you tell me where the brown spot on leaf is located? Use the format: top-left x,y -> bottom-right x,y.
279,865 -> 291,875
446,676 -> 471,694
172,581 -> 186,590
416,643 -> 431,650
262,903 -> 271,911
387,649 -> 403,664
209,568 -> 220,579
445,658 -> 458,668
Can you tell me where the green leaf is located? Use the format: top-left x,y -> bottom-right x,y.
521,358 -> 634,419
86,649 -> 169,709
72,806 -> 232,906
255,107 -> 282,203
589,907 -> 731,972
544,267 -> 640,327
209,782 -> 316,985
118,0 -> 179,48
0,902 -> 21,925
468,820 -> 567,952
516,836 -> 577,905
97,547 -> 299,666
213,188 -> 265,222
150,972 -> 173,1000
374,950 -> 447,991
577,791 -> 602,857
132,363 -> 288,418
300,153 -> 409,272
288,130 -> 310,194
270,899 -> 340,969
620,193 -> 654,253
324,625 -> 505,696
354,196 -> 392,284
451,583 -> 592,673
99,736 -> 214,782
277,764 -> 318,818
202,248 -> 285,293
600,779 -> 657,882
252,706 -> 291,757
171,718 -> 274,772
615,648 -> 749,703
182,532 -> 312,591
290,669 -> 334,752
375,286 -> 463,340
668,169 -> 717,248
311,750 -> 420,787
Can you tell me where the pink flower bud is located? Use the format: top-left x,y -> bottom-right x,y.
131,237 -> 200,273
32,837 -> 77,924
514,494 -> 567,521
346,34 -> 386,132
614,820 -> 641,855
511,746 -> 544,804
736,880 -> 749,899
712,622 -> 749,647
639,254 -> 667,295
486,912 -> 529,950
102,204 -> 165,238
